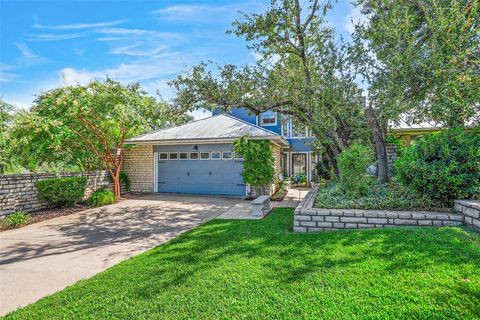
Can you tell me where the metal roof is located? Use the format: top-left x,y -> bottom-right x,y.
126,114 -> 289,147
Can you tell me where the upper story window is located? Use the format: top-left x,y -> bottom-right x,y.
281,115 -> 310,138
259,111 -> 277,126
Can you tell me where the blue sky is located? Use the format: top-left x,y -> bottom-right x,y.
0,0 -> 358,116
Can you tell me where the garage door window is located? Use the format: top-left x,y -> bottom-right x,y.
200,152 -> 210,160
179,152 -> 188,160
211,152 -> 221,160
190,152 -> 199,160
169,152 -> 178,160
159,152 -> 168,160
222,151 -> 232,160
234,152 -> 243,160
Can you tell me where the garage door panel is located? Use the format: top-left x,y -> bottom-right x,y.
157,158 -> 245,196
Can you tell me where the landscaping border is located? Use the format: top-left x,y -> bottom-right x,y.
294,185 -> 471,232
0,171 -> 111,216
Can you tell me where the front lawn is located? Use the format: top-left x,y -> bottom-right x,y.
5,208 -> 480,319
315,180 -> 447,211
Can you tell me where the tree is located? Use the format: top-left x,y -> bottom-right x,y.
350,0 -> 480,181
171,0 -> 369,178
25,79 -> 188,198
0,99 -> 16,174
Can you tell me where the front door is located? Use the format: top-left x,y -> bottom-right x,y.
291,153 -> 306,176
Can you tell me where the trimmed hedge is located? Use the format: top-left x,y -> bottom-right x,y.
35,176 -> 88,207
396,128 -> 480,206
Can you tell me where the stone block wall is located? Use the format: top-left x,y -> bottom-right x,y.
294,186 -> 466,232
0,171 -> 110,216
386,143 -> 398,171
455,200 -> 480,229
122,144 -> 154,193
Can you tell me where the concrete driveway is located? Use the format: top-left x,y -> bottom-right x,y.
0,194 -> 242,316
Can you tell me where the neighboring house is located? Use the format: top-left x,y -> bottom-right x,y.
123,107 -> 317,197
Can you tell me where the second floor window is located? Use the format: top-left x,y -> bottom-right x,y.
259,112 -> 277,126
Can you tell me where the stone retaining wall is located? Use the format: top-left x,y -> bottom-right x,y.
0,171 -> 110,216
455,200 -> 480,229
294,186 -> 466,232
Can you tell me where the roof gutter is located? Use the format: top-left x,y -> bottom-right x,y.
125,136 -> 290,148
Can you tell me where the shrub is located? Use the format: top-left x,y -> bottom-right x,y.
108,172 -> 131,191
2,211 -> 30,229
396,128 -> 480,206
88,189 -> 116,207
35,176 -> 87,207
337,144 -> 374,197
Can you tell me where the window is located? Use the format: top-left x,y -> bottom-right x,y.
200,152 -> 210,160
259,111 -> 277,126
234,152 -> 243,160
189,152 -> 199,160
159,153 -> 168,160
179,152 -> 188,160
211,152 -> 221,160
169,152 -> 178,160
222,151 -> 232,159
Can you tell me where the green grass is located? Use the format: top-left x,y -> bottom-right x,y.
5,208 -> 480,319
316,180 -> 446,211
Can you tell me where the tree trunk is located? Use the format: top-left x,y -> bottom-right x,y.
364,102 -> 389,183
324,144 -> 341,180
111,168 -> 121,199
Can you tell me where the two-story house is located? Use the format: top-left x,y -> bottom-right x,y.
123,107 -> 316,197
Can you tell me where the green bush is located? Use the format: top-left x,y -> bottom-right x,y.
35,176 -> 87,207
88,189 -> 116,207
396,128 -> 480,206
338,144 -> 374,197
2,211 -> 30,229
108,172 -> 131,191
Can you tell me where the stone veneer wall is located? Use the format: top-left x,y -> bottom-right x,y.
386,143 -> 397,172
455,200 -> 480,229
0,171 -> 110,216
294,186 -> 466,232
122,144 -> 154,193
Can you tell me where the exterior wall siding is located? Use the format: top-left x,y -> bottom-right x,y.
0,171 -> 110,216
122,145 -> 154,193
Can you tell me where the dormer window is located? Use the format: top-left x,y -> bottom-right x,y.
259,111 -> 277,126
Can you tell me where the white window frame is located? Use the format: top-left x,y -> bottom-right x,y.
168,152 -> 179,160
178,152 -> 188,160
259,113 -> 277,126
200,152 -> 210,160
189,152 -> 200,160
234,152 -> 244,160
222,151 -> 233,160
211,151 -> 221,160
159,152 -> 168,160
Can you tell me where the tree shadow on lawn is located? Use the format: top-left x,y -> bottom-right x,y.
130,210 -> 480,306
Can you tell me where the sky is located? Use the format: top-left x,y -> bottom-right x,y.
0,0 -> 358,118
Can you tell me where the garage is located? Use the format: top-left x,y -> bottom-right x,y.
125,114 -> 289,196
154,144 -> 246,196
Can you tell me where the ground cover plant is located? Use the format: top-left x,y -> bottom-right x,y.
1,211 -> 30,229
87,189 -> 116,207
315,180 -> 442,211
5,208 -> 480,319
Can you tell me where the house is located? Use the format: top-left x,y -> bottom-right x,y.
123,107 -> 316,197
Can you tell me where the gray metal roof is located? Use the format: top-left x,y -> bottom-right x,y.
126,114 -> 289,146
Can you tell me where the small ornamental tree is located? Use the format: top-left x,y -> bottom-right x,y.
233,136 -> 275,196
32,79 -> 185,198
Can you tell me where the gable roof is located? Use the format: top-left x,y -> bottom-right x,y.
126,114 -> 289,147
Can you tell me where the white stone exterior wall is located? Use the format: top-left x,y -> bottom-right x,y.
122,145 -> 154,193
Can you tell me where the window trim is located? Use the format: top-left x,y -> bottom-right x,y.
211,151 -> 221,160
259,113 -> 277,126
222,151 -> 233,160
189,152 -> 200,160
159,152 -> 168,160
178,152 -> 188,160
200,152 -> 210,160
168,152 -> 179,160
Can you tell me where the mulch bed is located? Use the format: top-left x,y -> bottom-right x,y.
0,204 -> 90,232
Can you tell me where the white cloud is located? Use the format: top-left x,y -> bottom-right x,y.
34,17 -> 125,30
344,7 -> 367,34
14,42 -> 45,65
59,53 -> 187,86
26,33 -> 85,41
110,43 -> 169,57
0,64 -> 18,82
